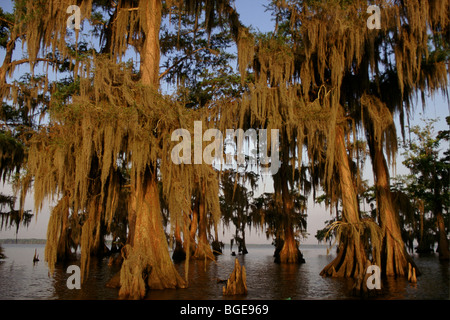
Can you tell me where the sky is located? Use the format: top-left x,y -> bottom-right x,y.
0,1 -> 449,245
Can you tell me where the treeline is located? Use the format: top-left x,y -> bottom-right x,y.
0,0 -> 448,300
0,238 -> 46,244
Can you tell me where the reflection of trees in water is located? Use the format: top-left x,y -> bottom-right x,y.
51,257 -> 121,300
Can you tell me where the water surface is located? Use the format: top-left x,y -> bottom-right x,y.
0,244 -> 448,300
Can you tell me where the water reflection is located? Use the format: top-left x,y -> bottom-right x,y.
51,257 -> 121,300
378,255 -> 450,300
0,244 -> 448,300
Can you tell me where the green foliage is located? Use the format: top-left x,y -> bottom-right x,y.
253,189 -> 308,242
402,118 -> 450,214
0,193 -> 33,234
0,7 -> 14,48
395,117 -> 450,252
0,130 -> 25,181
160,12 -> 243,107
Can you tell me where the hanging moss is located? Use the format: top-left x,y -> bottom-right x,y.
14,0 -> 450,290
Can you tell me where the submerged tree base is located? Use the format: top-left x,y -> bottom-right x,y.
193,240 -> 216,261
118,172 -> 187,299
381,235 -> 421,277
212,240 -> 224,255
320,239 -> 368,278
0,245 -> 5,260
273,239 -> 305,264
119,244 -> 187,299
223,258 -> 247,296
351,261 -> 383,298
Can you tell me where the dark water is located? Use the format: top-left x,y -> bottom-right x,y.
0,244 -> 448,300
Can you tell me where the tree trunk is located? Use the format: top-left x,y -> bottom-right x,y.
0,37 -> 15,92
81,153 -> 118,281
80,194 -> 102,282
278,171 -> 300,263
140,0 -> 162,86
275,133 -> 303,263
240,226 -> 248,255
320,126 -> 367,278
432,168 -> 450,260
127,192 -> 137,247
189,199 -> 199,256
172,220 -> 186,262
50,196 -> 75,263
277,225 -> 304,263
193,183 -> 215,261
118,0 -> 187,299
436,211 -> 450,260
369,137 -> 419,276
211,221 -> 223,255
119,169 -> 186,299
415,200 -> 429,253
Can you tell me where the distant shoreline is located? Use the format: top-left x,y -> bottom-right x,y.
0,238 -> 47,244
0,238 -> 329,247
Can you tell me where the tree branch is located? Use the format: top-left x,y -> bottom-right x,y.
0,17 -> 14,27
159,47 -> 218,80
9,57 -> 64,69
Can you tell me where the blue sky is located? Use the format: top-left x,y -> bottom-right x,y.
0,1 -> 448,244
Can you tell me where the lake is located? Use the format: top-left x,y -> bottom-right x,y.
0,243 -> 448,300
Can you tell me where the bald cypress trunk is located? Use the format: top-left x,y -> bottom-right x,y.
320,126 -> 367,278
193,183 -> 215,261
140,0 -> 162,86
45,195 -> 75,272
119,0 -> 185,298
436,211 -> 450,260
279,173 -> 298,263
0,36 -> 15,91
189,199 -> 199,256
278,164 -> 304,264
366,125 -> 419,276
119,169 -> 186,299
212,219 -> 224,255
172,219 -> 186,262
278,224 -> 304,264
370,142 -> 419,276
433,173 -> 450,261
274,133 -> 304,264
